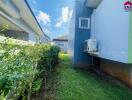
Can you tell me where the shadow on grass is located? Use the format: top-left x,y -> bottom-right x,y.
34,54 -> 132,100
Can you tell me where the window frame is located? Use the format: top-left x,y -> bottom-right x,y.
79,17 -> 90,29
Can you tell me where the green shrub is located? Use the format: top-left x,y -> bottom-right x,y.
0,39 -> 60,99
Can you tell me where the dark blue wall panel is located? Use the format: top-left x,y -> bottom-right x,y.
69,0 -> 93,67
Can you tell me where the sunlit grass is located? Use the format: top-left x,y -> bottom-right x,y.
45,53 -> 132,100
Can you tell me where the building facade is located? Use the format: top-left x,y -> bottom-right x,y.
53,35 -> 68,52
69,0 -> 132,87
0,0 -> 49,43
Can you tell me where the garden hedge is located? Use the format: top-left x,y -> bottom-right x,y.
0,38 -> 60,100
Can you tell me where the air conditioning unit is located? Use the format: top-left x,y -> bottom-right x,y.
84,39 -> 97,52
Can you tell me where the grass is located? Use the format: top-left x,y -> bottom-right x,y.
44,54 -> 132,100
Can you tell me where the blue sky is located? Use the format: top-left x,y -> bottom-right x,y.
27,0 -> 74,39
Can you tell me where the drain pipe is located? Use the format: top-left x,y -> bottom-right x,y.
0,0 -> 20,19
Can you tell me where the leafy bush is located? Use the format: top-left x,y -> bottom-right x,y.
0,38 -> 60,100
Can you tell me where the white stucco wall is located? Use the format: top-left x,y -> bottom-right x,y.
91,0 -> 129,63
54,41 -> 68,52
28,32 -> 36,42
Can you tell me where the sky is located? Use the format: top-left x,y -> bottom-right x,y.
27,0 -> 74,39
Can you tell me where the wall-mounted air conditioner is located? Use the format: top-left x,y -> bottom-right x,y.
84,39 -> 97,52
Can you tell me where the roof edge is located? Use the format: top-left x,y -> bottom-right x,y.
24,0 -> 50,39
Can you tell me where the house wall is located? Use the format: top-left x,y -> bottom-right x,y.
69,0 -> 132,86
91,0 -> 129,63
5,30 -> 38,42
100,59 -> 132,87
91,0 -> 132,87
5,30 -> 29,41
69,0 -> 93,67
29,32 -> 50,43
5,30 -> 39,42
29,32 -> 36,42
54,40 -> 68,52
128,0 -> 132,63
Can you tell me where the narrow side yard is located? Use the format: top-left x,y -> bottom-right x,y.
44,54 -> 132,100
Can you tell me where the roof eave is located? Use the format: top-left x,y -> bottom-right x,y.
85,0 -> 102,8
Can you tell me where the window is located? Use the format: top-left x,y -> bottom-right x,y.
58,43 -> 64,46
79,17 -> 90,29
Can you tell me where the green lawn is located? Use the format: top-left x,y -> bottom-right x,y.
45,54 -> 132,100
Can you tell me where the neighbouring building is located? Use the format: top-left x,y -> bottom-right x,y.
0,0 -> 50,43
53,35 -> 68,52
69,0 -> 132,87
41,34 -> 50,44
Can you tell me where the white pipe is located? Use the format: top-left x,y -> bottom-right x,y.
0,0 -> 20,19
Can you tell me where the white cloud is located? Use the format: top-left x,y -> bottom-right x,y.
62,7 -> 70,22
36,11 -> 51,25
55,7 -> 73,28
55,21 -> 62,28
